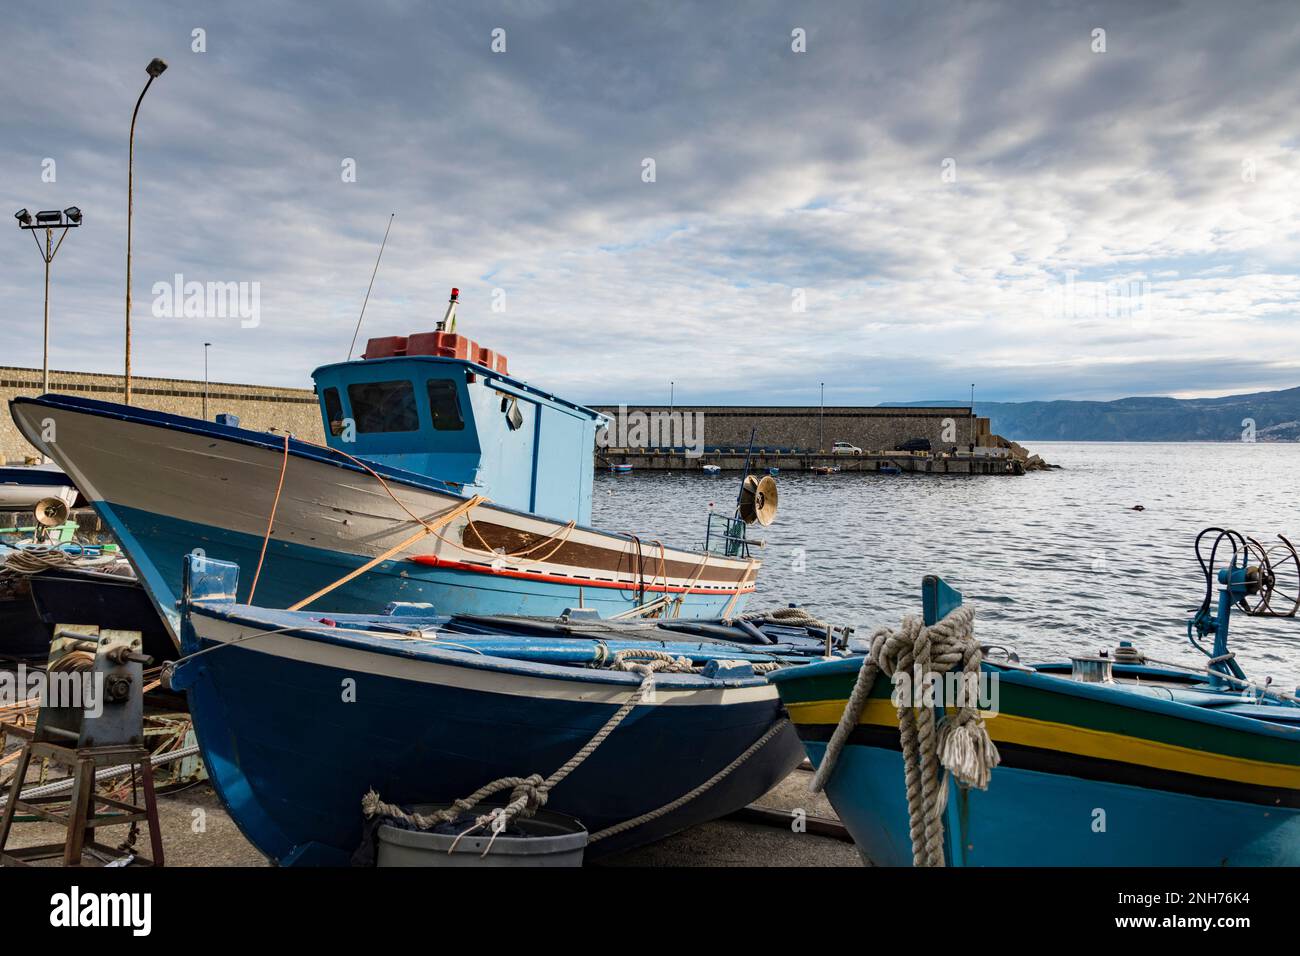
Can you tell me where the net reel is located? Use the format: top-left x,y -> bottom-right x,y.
33,495 -> 69,528
738,474 -> 778,526
1239,533 -> 1300,617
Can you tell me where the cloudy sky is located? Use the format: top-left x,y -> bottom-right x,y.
2,0 -> 1298,406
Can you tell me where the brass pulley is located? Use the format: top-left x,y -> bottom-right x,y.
738,474 -> 779,526
33,496 -> 69,528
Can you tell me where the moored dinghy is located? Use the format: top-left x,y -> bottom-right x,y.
770,528 -> 1300,866
168,555 -> 856,864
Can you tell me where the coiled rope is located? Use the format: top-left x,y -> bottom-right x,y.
742,606 -> 828,629
2,546 -> 78,575
810,606 -> 998,867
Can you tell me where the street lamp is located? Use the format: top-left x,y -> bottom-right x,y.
15,206 -> 82,396
819,382 -> 825,452
203,342 -> 212,419
125,57 -> 168,405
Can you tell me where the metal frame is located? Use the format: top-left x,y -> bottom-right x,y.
0,726 -> 164,867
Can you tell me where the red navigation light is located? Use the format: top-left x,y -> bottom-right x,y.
450,287 -> 459,300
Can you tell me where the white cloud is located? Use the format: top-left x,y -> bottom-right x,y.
1,0 -> 1298,404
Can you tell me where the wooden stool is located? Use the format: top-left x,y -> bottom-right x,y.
0,723 -> 164,867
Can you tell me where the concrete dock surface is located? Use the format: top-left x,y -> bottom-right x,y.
1,767 -> 863,867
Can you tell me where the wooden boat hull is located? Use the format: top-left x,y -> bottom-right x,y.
11,396 -> 758,632
771,658 -> 1300,866
174,590 -> 806,864
27,566 -> 177,663
0,584 -> 49,660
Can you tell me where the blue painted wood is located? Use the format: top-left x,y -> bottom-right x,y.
922,574 -> 962,626
173,555 -> 826,863
311,355 -> 604,524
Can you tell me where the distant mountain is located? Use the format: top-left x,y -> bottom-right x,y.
884,387 -> 1300,442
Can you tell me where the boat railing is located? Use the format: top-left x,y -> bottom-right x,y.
704,512 -> 750,558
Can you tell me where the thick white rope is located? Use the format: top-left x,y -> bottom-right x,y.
742,606 -> 828,629
809,606 -> 998,867
361,649 -> 697,851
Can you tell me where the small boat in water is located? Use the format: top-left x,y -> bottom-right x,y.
702,464 -> 722,475
770,528 -> 1300,866
169,555 -> 855,863
609,463 -> 633,474
878,463 -> 902,475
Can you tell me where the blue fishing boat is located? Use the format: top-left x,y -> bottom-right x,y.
168,555 -> 852,863
10,292 -> 764,632
609,463 -> 633,474
771,528 -> 1300,866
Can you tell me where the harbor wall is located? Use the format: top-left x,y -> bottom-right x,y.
589,404 -> 992,453
0,366 -> 323,462
1,365 -> 997,466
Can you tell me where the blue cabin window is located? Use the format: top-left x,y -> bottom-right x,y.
347,380 -> 419,433
426,379 -> 464,431
322,387 -> 344,435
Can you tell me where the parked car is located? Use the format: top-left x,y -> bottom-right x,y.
831,441 -> 862,455
896,437 -> 932,453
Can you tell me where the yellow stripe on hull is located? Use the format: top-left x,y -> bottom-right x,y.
786,698 -> 1300,792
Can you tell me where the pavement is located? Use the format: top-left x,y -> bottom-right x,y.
1,767 -> 863,867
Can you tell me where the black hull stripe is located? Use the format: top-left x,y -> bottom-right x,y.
796,723 -> 1300,811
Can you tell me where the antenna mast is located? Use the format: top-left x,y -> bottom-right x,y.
347,212 -> 395,360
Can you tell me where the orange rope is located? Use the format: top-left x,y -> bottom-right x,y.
248,433 -> 290,604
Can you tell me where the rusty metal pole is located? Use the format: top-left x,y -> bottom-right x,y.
43,227 -> 51,396
125,59 -> 168,406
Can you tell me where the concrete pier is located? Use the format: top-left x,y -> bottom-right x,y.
600,449 -> 1023,475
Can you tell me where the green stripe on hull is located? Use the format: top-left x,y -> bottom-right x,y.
775,664 -> 1300,768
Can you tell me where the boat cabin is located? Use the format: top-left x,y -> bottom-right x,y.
311,332 -> 604,524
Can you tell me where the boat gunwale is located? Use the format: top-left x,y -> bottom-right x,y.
10,394 -> 753,570
185,600 -> 785,691
770,655 -> 1300,742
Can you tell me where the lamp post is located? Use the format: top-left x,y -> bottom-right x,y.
125,57 -> 168,405
203,342 -> 212,419
819,382 -> 825,452
15,207 -> 82,397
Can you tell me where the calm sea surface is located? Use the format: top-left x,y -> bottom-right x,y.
593,443 -> 1300,686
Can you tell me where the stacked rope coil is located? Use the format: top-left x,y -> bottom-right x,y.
810,606 -> 998,867
741,606 -> 828,630
2,545 -> 78,575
